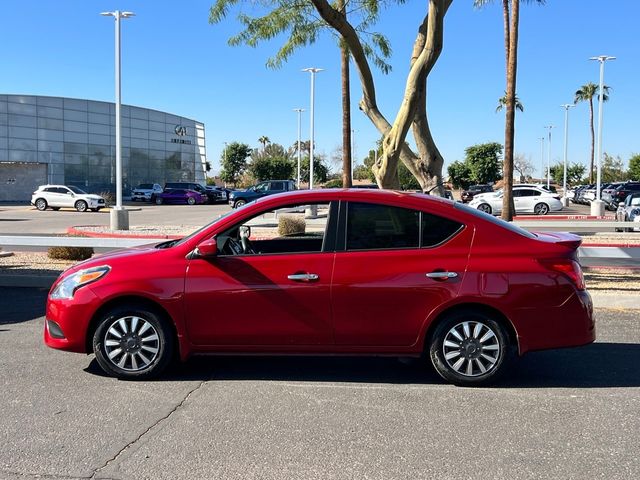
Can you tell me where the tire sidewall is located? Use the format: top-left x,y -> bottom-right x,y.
92,305 -> 174,380
235,200 -> 246,208
187,196 -> 196,205
429,311 -> 511,387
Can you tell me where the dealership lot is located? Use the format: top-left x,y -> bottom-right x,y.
1,287 -> 638,480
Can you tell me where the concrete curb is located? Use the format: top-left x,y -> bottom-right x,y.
0,274 -> 637,310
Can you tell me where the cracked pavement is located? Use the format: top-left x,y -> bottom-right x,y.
1,287 -> 639,479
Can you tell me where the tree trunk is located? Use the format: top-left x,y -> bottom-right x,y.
501,0 -> 519,221
310,0 -> 452,192
338,0 -> 352,188
588,97 -> 595,183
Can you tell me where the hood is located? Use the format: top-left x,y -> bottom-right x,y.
61,242 -> 163,276
83,194 -> 104,200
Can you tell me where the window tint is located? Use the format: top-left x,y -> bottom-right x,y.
422,213 -> 463,247
347,203 -> 419,250
271,182 -> 285,191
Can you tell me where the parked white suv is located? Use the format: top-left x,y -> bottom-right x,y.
131,183 -> 163,202
31,185 -> 106,212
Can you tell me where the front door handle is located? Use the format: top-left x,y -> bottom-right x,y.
287,273 -> 319,282
426,271 -> 458,279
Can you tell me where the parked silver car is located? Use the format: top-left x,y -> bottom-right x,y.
615,193 -> 640,232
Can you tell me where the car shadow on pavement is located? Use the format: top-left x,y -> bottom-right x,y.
0,287 -> 48,325
84,342 -> 640,388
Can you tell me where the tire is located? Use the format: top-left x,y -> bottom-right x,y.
75,200 -> 88,212
187,196 -> 196,205
155,197 -> 163,205
534,203 -> 549,215
35,198 -> 48,211
429,310 -> 513,387
51,207 -> 60,211
477,203 -> 492,215
92,304 -> 174,380
234,199 -> 246,208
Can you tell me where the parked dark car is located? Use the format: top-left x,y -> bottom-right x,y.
155,189 -> 206,205
45,189 -> 594,386
228,179 -> 297,208
605,182 -> 640,209
461,185 -> 493,203
164,182 -> 224,204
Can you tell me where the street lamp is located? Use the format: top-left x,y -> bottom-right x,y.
302,68 -> 323,189
560,104 -> 575,206
293,108 -> 305,188
544,125 -> 554,188
539,137 -> 545,183
589,55 -> 616,216
101,10 -> 135,230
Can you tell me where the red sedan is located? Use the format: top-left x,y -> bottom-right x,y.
44,189 -> 594,386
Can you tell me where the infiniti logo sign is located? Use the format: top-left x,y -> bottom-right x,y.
174,125 -> 187,136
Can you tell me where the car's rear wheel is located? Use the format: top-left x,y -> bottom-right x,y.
35,198 -> 48,211
187,196 -> 196,205
75,200 -> 88,212
534,202 -> 550,215
93,304 -> 174,380
234,199 -> 246,208
155,197 -> 163,205
477,203 -> 492,214
429,310 -> 512,387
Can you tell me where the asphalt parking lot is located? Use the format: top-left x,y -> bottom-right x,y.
1,287 -> 638,480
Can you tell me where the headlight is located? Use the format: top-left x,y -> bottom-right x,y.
50,265 -> 110,300
630,208 -> 640,220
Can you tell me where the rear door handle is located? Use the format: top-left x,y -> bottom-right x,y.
426,271 -> 458,279
287,273 -> 319,282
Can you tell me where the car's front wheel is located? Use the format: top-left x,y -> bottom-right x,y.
187,196 -> 196,205
429,310 -> 512,387
75,200 -> 88,212
92,304 -> 174,380
35,198 -> 48,211
234,199 -> 246,208
534,202 -> 550,215
477,203 -> 492,215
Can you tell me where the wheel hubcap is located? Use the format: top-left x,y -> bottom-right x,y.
442,321 -> 500,377
104,316 -> 160,371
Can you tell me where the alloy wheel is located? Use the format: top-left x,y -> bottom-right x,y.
103,315 -> 160,372
441,321 -> 500,377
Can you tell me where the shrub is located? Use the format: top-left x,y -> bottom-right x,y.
98,191 -> 114,207
278,215 -> 306,236
48,246 -> 94,261
323,178 -> 343,188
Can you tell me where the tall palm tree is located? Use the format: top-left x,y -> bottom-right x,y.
496,93 -> 524,113
574,82 -> 610,183
258,136 -> 270,152
474,0 -> 545,221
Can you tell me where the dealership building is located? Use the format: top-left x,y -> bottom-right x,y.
0,94 -> 207,201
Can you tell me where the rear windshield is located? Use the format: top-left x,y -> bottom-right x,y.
454,202 -> 537,239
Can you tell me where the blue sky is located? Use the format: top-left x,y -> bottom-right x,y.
1,0 -> 638,179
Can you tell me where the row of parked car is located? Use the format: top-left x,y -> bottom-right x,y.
568,181 -> 640,211
131,182 -> 231,205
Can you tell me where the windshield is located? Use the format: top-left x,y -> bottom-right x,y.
138,184 -> 153,189
68,186 -> 87,194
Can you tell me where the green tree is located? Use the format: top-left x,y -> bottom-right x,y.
474,0 -> 545,221
574,82 -> 610,183
210,0 -> 452,193
220,142 -> 251,186
601,153 -> 627,183
258,136 -> 271,151
628,153 -> 640,181
549,162 -> 586,186
250,157 -> 295,181
465,142 -> 503,184
300,155 -> 329,184
447,160 -> 473,189
353,164 -> 372,181
496,92 -> 524,113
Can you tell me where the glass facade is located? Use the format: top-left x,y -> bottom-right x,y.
0,94 -> 207,199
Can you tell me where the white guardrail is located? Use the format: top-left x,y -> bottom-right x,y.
0,221 -> 639,266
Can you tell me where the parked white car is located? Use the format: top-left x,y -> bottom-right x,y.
131,183 -> 163,202
31,185 -> 106,212
469,186 -> 563,216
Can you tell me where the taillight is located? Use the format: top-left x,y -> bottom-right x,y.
538,258 -> 585,290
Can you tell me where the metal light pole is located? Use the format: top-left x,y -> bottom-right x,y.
302,68 -> 323,189
293,108 -> 304,188
589,55 -> 615,216
560,104 -> 575,206
544,126 -> 554,188
539,137 -> 545,183
101,10 -> 135,231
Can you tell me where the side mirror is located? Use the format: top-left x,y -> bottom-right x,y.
196,237 -> 218,257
